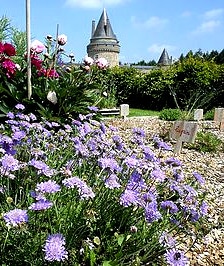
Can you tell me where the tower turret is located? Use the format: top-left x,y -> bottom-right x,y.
87,8 -> 120,67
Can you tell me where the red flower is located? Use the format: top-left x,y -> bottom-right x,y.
1,58 -> 17,78
31,54 -> 43,70
4,43 -> 16,56
0,42 -> 4,54
46,69 -> 59,78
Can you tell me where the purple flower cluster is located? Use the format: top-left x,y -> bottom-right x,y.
43,234 -> 68,262
3,209 -> 28,227
28,159 -> 55,177
29,199 -> 53,211
62,176 -> 95,199
36,180 -> 61,194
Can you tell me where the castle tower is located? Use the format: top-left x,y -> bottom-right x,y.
87,8 -> 120,67
157,48 -> 172,66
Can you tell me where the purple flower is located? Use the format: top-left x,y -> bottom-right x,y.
173,169 -> 184,182
165,248 -> 189,266
183,184 -> 197,199
62,176 -> 95,200
150,168 -> 166,182
124,156 -> 140,168
43,234 -> 68,262
36,180 -> 61,194
200,201 -> 209,216
120,189 -> 141,207
105,174 -> 121,189
98,157 -> 121,172
12,130 -> 26,141
165,157 -> 182,167
142,190 -> 158,204
1,154 -> 20,171
145,201 -> 162,223
159,231 -> 176,248
133,127 -> 146,137
3,208 -> 28,226
142,146 -> 157,161
29,113 -> 37,121
29,199 -> 53,211
15,103 -> 25,110
127,171 -> 147,191
112,135 -> 124,150
28,159 -> 54,177
88,106 -> 99,112
153,136 -> 172,151
6,112 -> 15,119
192,171 -> 205,186
161,201 -> 179,214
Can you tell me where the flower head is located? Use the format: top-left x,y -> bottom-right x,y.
4,43 -> 16,56
47,91 -> 58,104
62,176 -> 95,200
36,180 -> 61,194
29,199 -> 53,211
95,57 -> 109,69
84,55 -> 94,66
31,40 -> 45,54
57,34 -> 67,46
3,209 -> 28,227
165,248 -> 189,266
43,234 -> 68,262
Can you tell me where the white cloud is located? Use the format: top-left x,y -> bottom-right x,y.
193,20 -> 221,34
148,44 -> 177,54
181,11 -> 192,18
65,0 -> 129,8
204,8 -> 224,20
131,16 -> 168,30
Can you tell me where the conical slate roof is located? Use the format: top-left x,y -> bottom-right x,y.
157,48 -> 171,65
92,8 -> 117,39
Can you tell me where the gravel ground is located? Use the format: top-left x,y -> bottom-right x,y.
104,116 -> 224,266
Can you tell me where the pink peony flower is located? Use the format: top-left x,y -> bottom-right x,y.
30,40 -> 45,54
95,57 -> 109,69
4,43 -> 16,56
57,34 -> 67,46
84,55 -> 94,66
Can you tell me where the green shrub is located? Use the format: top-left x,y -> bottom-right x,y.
189,131 -> 223,152
204,109 -> 215,120
159,108 -> 182,121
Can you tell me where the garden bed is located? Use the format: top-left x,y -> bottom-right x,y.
105,116 -> 224,265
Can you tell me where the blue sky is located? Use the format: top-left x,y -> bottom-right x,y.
1,0 -> 224,63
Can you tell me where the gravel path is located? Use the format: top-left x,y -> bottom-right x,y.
105,116 -> 224,266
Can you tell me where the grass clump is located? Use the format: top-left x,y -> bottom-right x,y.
159,109 -> 183,121
188,131 -> 223,153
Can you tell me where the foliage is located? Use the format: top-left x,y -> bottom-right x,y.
0,27 -> 110,123
204,109 -> 215,120
0,105 -> 209,265
129,108 -> 160,117
0,16 -> 11,41
188,131 -> 223,153
159,108 -> 183,121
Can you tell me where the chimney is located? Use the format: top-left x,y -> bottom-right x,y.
91,20 -> 96,37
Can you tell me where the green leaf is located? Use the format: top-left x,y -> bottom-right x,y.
117,234 -> 125,246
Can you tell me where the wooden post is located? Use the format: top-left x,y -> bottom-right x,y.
26,0 -> 32,99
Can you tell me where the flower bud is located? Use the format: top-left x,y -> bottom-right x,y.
47,91 -> 57,104
57,34 -> 67,46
